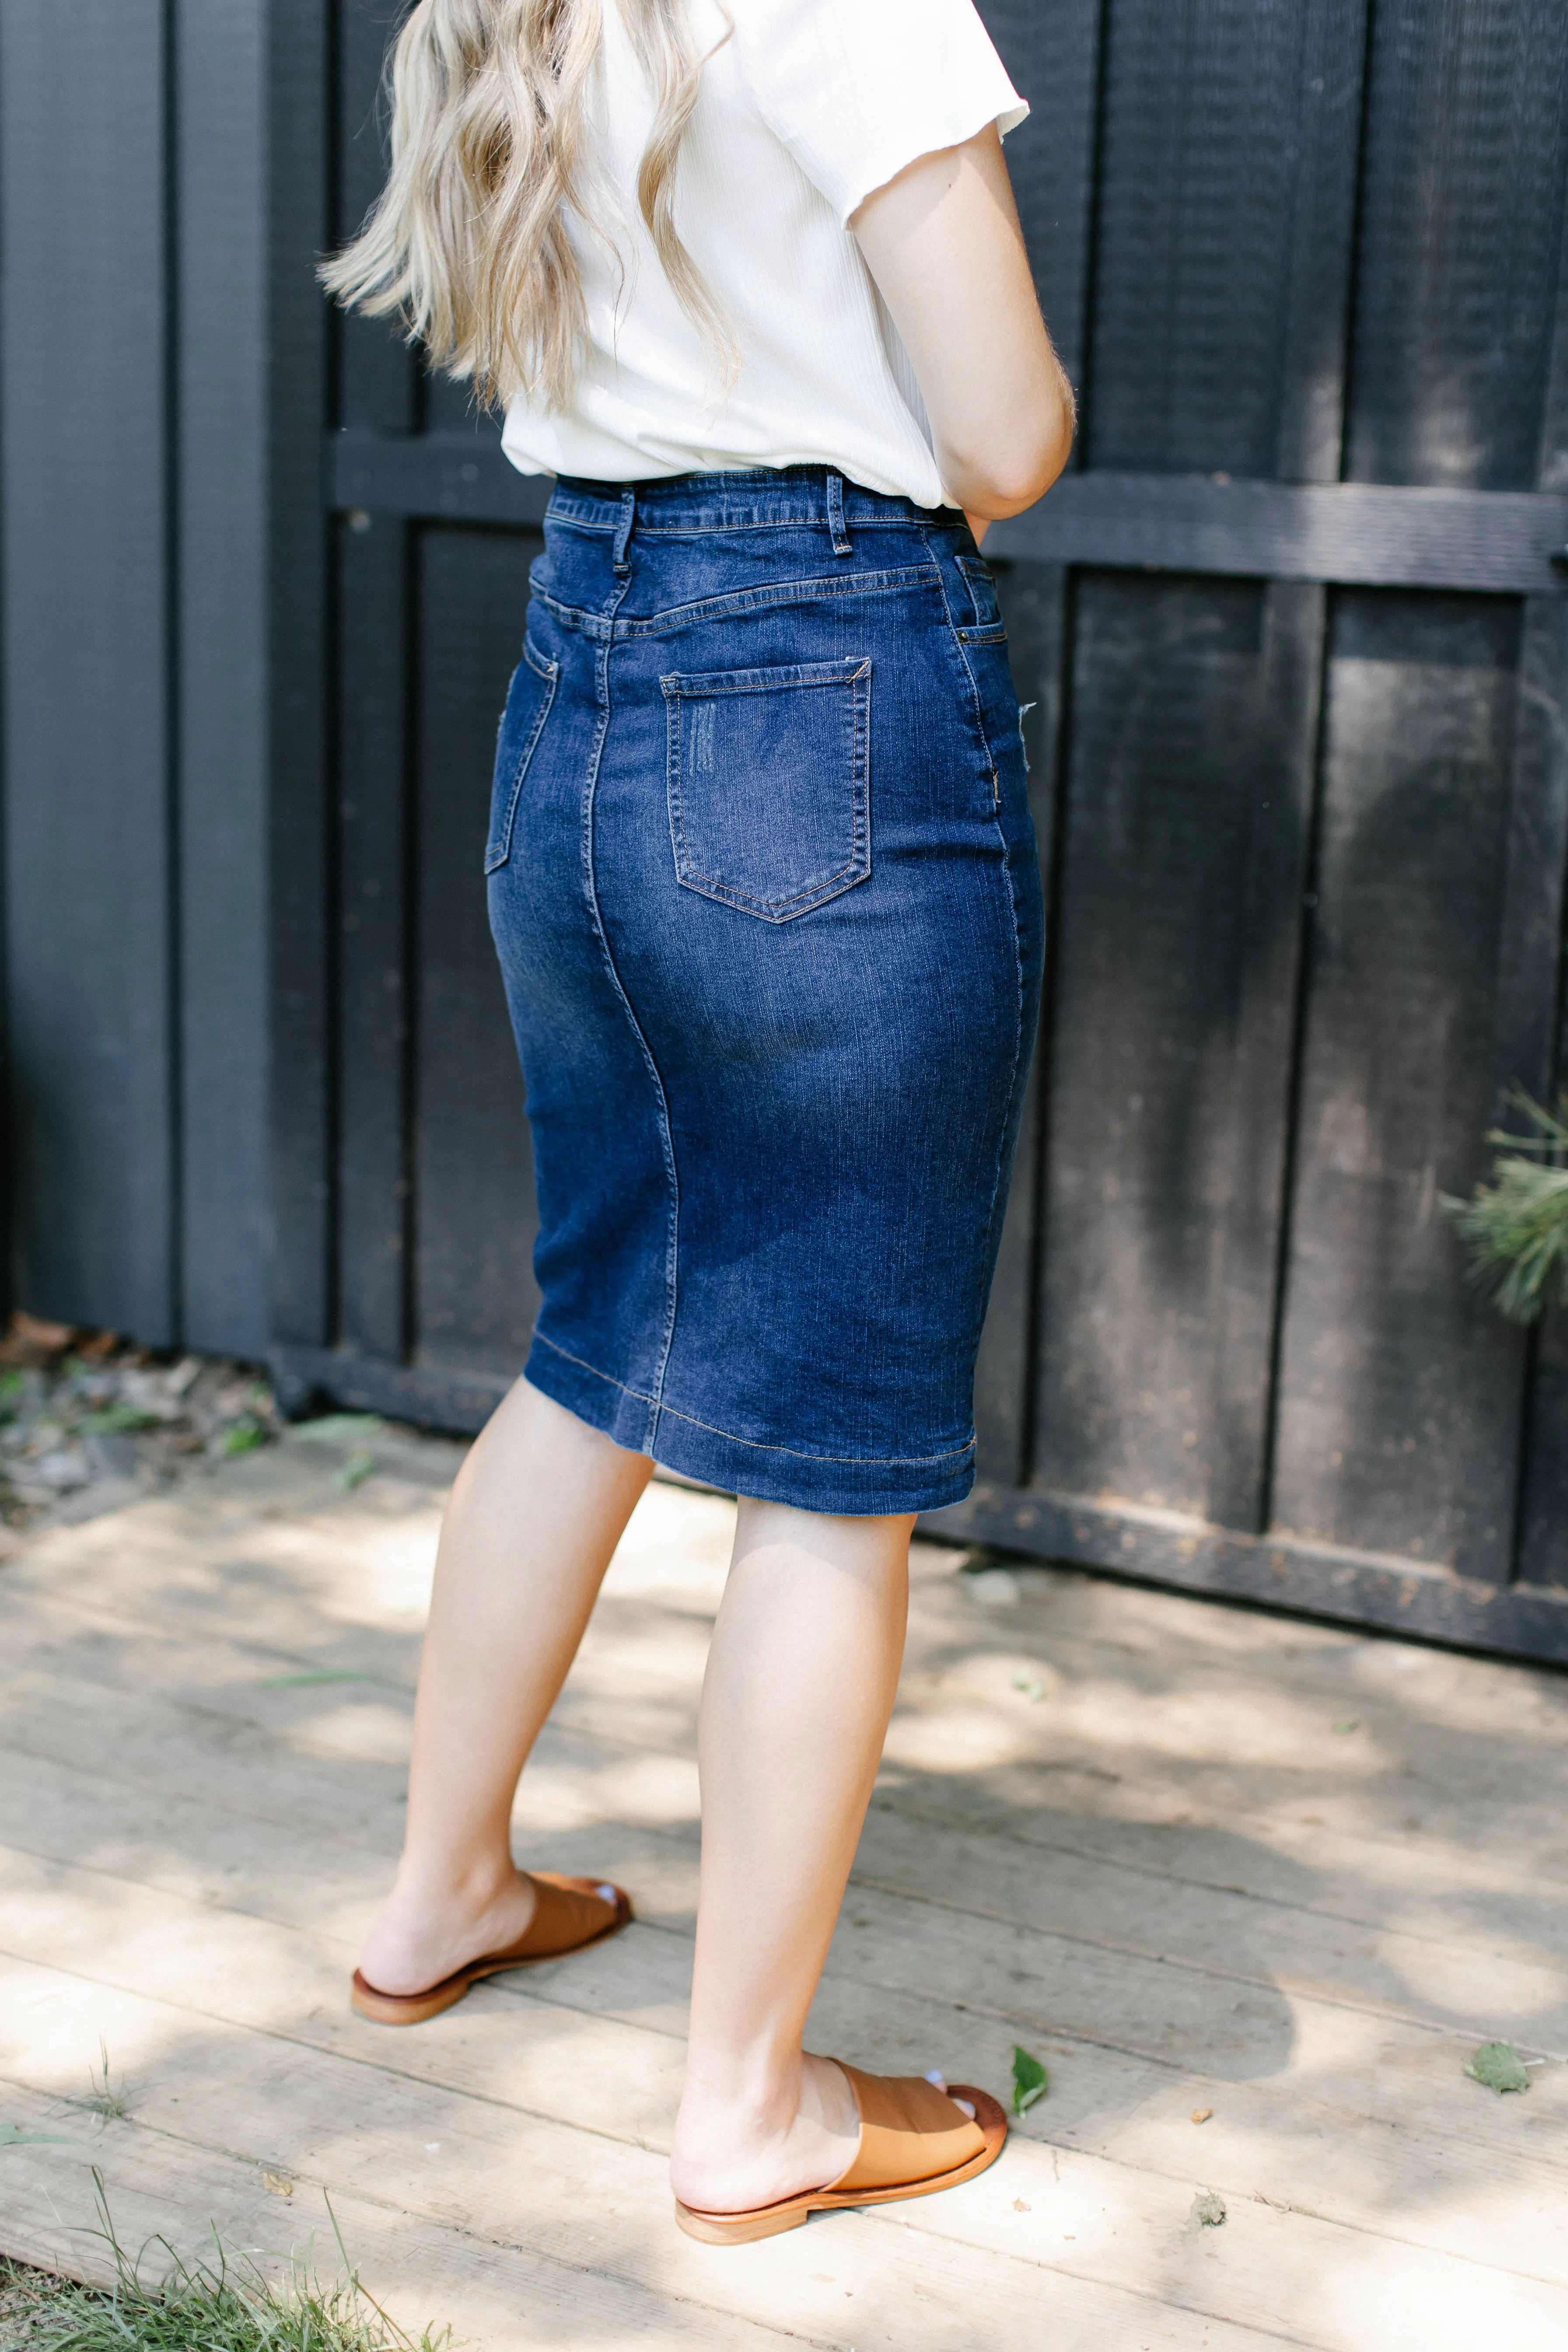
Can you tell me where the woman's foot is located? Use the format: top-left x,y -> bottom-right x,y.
669,2052 -> 863,2214
356,1863 -> 538,1997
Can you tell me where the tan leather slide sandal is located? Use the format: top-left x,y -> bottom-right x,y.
674,2060 -> 1007,2244
350,1872 -> 632,2025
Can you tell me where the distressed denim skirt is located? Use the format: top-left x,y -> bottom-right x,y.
485,466 -> 1044,1514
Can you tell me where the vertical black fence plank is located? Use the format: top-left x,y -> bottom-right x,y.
410,530 -> 540,1374
330,0 -> 418,1365
1490,601 -> 1568,1165
1540,197 -> 1568,495
1270,594 -> 1526,1577
335,514 -> 413,1360
0,0 -> 176,1341
338,0 -> 419,434
1206,580 -> 1325,1532
1274,0 -> 1372,483
177,0 -> 271,1356
268,0 -> 335,1362
1225,2 -> 1366,1523
1509,595 -> 1568,1587
1343,0 -> 1568,492
1087,0 -> 1366,479
1032,572 -> 1310,1523
1514,192 -> 1568,1588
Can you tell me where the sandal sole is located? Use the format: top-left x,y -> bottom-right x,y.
674,2085 -> 1007,2244
349,1883 -> 633,2025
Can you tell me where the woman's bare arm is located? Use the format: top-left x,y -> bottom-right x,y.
851,124 -> 1074,528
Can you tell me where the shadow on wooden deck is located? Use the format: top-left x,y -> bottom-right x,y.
1,1434 -> 1565,2348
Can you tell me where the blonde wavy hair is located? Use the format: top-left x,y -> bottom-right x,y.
322,0 -> 730,409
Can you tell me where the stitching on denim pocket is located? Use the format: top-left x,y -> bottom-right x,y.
955,552 -> 1007,638
484,639 -> 559,874
661,657 -> 871,924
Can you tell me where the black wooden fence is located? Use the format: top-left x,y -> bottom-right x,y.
3,1 -> 1566,1659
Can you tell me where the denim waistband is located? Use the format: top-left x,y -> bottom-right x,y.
549,465 -> 964,537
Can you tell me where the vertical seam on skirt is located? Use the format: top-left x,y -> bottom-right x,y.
577,621 -> 682,1456
921,528 -> 1001,808
978,797 -> 1031,1365
920,527 -> 1024,1339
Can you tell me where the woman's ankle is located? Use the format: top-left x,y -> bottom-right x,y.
388,1848 -> 526,1923
357,1860 -> 536,1997
669,2052 -> 859,2211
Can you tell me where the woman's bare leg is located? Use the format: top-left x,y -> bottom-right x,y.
357,1378 -> 653,1997
669,1499 -> 913,2213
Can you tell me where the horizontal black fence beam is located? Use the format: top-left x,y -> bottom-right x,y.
921,1485 -> 1568,1665
991,473 -> 1568,594
271,1341 -> 513,1430
329,429 -> 1568,593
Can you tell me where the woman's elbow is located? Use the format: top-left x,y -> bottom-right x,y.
946,383 -> 1076,519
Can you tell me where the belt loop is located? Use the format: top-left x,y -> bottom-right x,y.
613,487 -> 636,575
827,470 -> 852,557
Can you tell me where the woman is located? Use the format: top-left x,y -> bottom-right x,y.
326,0 -> 1072,2244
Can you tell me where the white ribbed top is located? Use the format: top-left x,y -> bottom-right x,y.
500,0 -> 1027,508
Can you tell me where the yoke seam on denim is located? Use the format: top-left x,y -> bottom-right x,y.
533,1331 -> 975,1468
533,563 -> 939,643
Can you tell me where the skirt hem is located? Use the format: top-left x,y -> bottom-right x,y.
523,1338 -> 976,1518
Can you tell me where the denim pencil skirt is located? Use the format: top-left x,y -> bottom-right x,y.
485,466 -> 1044,1515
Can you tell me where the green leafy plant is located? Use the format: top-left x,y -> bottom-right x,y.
1465,2039 -> 1531,2094
1011,2045 -> 1048,2115
1443,1089 -> 1568,1324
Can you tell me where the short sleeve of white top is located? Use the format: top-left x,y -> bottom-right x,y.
500,0 -> 1027,509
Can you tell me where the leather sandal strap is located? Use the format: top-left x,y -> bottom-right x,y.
508,1872 -> 620,1961
824,2059 -> 988,2195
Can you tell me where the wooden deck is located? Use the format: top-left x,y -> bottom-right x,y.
2,1431 -> 1566,2349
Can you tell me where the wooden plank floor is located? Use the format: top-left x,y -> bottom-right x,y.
2,1434 -> 1566,2349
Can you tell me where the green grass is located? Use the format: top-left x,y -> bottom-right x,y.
74,1406 -> 160,1438
80,2043 -> 129,2127
0,2182 -> 448,2352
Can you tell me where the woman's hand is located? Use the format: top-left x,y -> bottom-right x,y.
852,125 -> 1074,521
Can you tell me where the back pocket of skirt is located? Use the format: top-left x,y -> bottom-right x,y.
661,657 -> 871,922
485,638 -> 558,874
